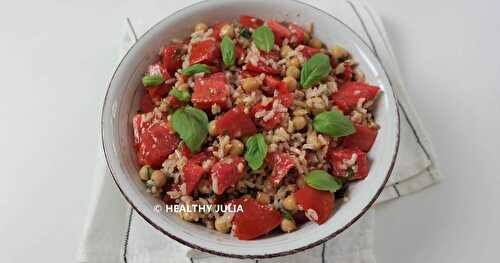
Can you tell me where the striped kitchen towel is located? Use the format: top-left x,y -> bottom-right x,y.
77,0 -> 440,262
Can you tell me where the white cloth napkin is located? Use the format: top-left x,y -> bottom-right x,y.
76,1 -> 440,262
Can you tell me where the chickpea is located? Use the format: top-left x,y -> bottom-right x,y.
287,57 -> 301,68
194,22 -> 208,32
151,170 -> 167,188
219,24 -> 235,38
282,76 -> 297,91
307,97 -> 326,115
280,218 -> 297,232
308,38 -> 322,48
138,165 -> 152,181
215,214 -> 232,233
280,45 -> 293,58
241,77 -> 260,93
282,195 -> 297,211
292,116 -> 307,130
229,139 -> 244,156
176,83 -> 189,91
208,120 -> 218,136
330,44 -> 350,61
286,66 -> 300,79
256,192 -> 271,204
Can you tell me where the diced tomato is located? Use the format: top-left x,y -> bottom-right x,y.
191,72 -> 229,110
267,20 -> 291,45
180,144 -> 191,158
232,198 -> 282,240
342,63 -> 353,81
239,15 -> 264,29
245,62 -> 282,75
264,75 -> 281,89
166,95 -> 184,110
294,185 -> 334,224
235,45 -> 245,63
267,152 -> 295,186
210,157 -> 246,195
212,21 -> 230,40
251,101 -> 285,130
330,82 -> 381,113
133,113 -> 154,147
328,148 -> 369,180
342,124 -> 378,152
240,70 -> 258,78
298,45 -> 321,59
189,150 -> 213,166
276,82 -> 294,107
147,82 -> 173,101
288,24 -> 306,45
260,50 -> 281,61
146,62 -> 170,80
189,39 -> 221,65
182,160 -> 205,195
162,43 -> 185,73
137,124 -> 180,168
215,106 -> 257,138
139,94 -> 155,113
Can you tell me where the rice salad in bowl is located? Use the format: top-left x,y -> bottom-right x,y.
132,15 -> 382,240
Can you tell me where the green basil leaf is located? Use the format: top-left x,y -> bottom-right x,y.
244,133 -> 268,171
169,89 -> 191,102
220,36 -> 236,67
252,25 -> 274,52
313,110 -> 355,138
282,210 -> 294,221
305,170 -> 343,192
142,74 -> 164,87
171,106 -> 208,152
240,27 -> 251,39
300,53 -> 332,88
181,64 -> 211,76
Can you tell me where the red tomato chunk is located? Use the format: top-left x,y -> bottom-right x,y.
267,20 -> 291,45
182,160 -> 205,195
232,198 -> 282,240
191,72 -> 229,110
239,15 -> 264,29
189,39 -> 221,65
294,185 -> 334,224
342,124 -> 378,152
210,157 -> 246,195
137,124 -> 180,169
215,106 -> 257,138
328,148 -> 369,180
330,82 -> 380,113
268,152 -> 295,186
162,43 -> 185,73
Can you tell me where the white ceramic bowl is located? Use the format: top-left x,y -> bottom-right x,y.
102,0 -> 399,258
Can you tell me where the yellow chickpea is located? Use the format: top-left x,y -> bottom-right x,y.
286,66 -> 300,79
194,22 -> 208,32
229,139 -> 244,156
287,57 -> 301,68
280,218 -> 297,232
280,45 -> 293,58
282,195 -> 297,211
256,192 -> 271,204
208,120 -> 218,136
282,76 -> 297,91
241,77 -> 260,93
330,44 -> 350,60
219,24 -> 235,38
138,165 -> 152,181
151,170 -> 167,188
292,116 -> 307,130
308,38 -> 323,48
215,214 -> 232,233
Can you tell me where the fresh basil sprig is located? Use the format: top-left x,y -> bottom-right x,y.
313,110 -> 355,138
300,53 -> 332,88
244,133 -> 268,171
220,36 -> 236,67
142,74 -> 164,87
171,106 -> 208,152
305,170 -> 343,192
252,25 -> 274,52
169,89 -> 191,102
181,64 -> 211,76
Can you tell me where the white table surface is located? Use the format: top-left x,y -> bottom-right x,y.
0,0 -> 499,262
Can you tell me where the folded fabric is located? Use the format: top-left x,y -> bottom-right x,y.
76,1 -> 440,262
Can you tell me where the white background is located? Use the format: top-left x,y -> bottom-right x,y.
0,0 -> 499,262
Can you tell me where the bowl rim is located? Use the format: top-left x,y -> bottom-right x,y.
101,0 -> 400,259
